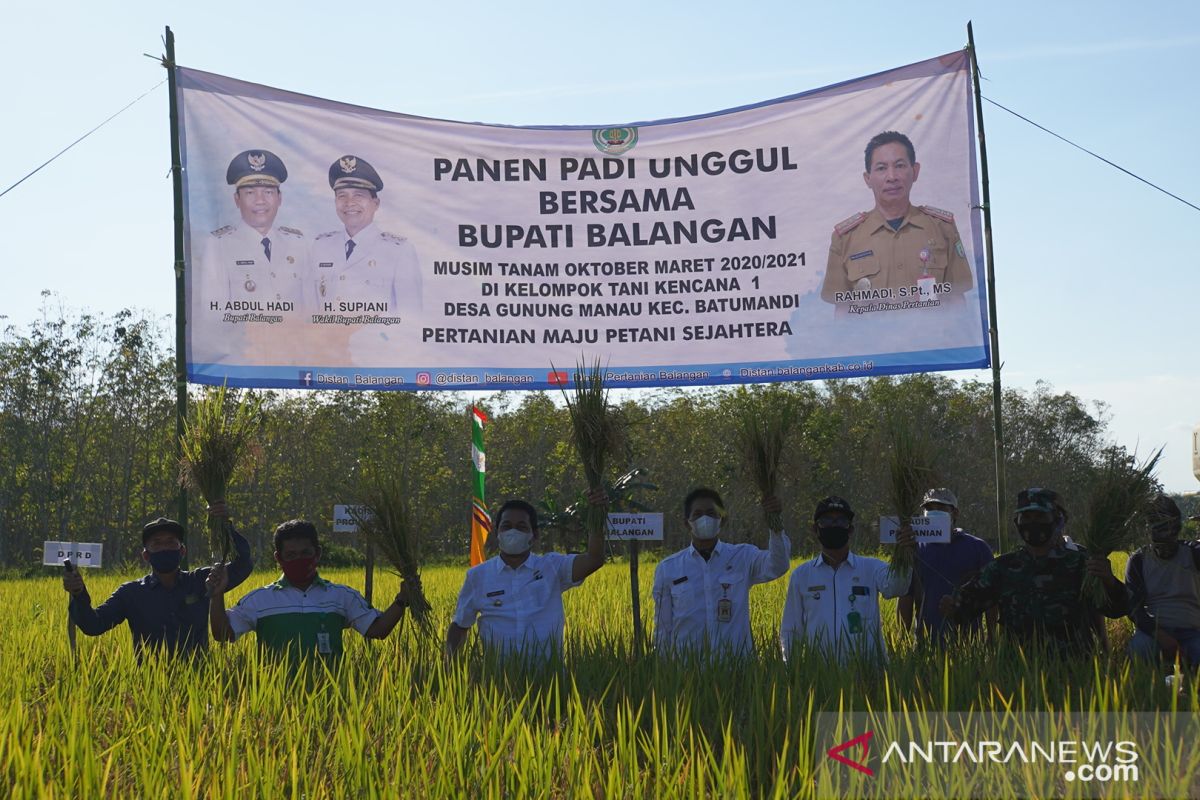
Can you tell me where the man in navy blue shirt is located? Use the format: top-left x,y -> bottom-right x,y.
898,488 -> 994,645
62,503 -> 253,659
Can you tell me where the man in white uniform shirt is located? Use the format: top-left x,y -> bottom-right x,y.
201,149 -> 308,307
196,149 -> 309,363
652,488 -> 791,656
446,494 -> 606,659
310,155 -> 421,364
780,496 -> 915,663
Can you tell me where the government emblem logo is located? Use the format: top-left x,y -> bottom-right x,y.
247,153 -> 267,171
339,156 -> 357,174
592,126 -> 638,155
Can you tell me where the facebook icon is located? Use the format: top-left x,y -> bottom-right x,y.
299,370 -> 314,388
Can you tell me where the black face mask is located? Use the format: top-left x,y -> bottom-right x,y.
817,526 -> 851,550
1017,521 -> 1055,547
147,549 -> 182,573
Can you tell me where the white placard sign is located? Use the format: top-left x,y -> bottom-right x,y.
879,511 -> 951,544
43,541 -> 103,567
333,504 -> 371,533
606,512 -> 664,541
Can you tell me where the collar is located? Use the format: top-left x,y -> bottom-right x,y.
496,551 -> 541,573
811,551 -> 857,569
241,223 -> 276,241
865,205 -> 928,236
689,540 -> 722,560
270,574 -> 332,590
141,570 -> 183,589
343,221 -> 378,243
1018,544 -> 1067,561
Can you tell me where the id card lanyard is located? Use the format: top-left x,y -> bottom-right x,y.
717,582 -> 732,623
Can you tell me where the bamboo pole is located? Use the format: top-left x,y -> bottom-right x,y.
968,22 -> 1007,551
164,26 -> 189,539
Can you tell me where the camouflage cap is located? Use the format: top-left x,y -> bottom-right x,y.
921,488 -> 959,509
1015,488 -> 1057,515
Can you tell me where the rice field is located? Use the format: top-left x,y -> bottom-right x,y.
3,550 -> 1198,798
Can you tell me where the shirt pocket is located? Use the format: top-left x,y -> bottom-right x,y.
714,572 -> 747,600
845,251 -> 881,283
481,584 -> 516,618
922,240 -> 950,279
522,577 -> 555,612
669,578 -> 696,610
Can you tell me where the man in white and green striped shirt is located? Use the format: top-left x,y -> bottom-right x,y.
208,519 -> 410,661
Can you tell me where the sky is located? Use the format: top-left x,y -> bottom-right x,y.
2,1 -> 1198,492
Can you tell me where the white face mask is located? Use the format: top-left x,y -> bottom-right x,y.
690,515 -> 721,540
497,529 -> 534,555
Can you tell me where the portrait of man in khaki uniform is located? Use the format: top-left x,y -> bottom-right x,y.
821,131 -> 973,305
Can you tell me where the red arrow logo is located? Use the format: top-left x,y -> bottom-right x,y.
827,731 -> 874,776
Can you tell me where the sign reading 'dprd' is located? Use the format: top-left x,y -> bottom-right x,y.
879,512 -> 951,544
43,541 -> 103,567
606,513 -> 664,541
333,505 -> 372,533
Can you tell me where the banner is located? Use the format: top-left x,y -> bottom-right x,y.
178,50 -> 987,391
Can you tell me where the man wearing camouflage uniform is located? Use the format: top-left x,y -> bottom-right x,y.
941,488 -> 1128,657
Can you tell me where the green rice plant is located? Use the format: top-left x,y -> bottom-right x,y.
733,387 -> 796,533
558,359 -> 626,539
349,468 -> 434,639
178,383 -> 262,561
1076,447 -> 1163,606
886,421 -> 936,577
4,550 -> 1198,799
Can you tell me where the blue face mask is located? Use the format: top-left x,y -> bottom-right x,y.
147,549 -> 182,573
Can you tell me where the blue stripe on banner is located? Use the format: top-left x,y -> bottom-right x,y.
190,346 -> 989,392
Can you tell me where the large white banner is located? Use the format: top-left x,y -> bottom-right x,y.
179,50 -> 988,391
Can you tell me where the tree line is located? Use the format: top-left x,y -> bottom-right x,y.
2,298 -> 1193,570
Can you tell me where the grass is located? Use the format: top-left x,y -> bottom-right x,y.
560,360 -> 625,538
179,384 -> 262,561
4,549 -> 1198,798
733,388 -> 796,533
350,470 -> 435,639
886,424 -> 937,577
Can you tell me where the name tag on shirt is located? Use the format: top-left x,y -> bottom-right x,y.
852,586 -> 869,596
672,576 -> 689,585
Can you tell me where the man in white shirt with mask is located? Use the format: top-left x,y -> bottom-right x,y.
780,496 -> 915,663
445,493 -> 606,659
651,487 -> 791,656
